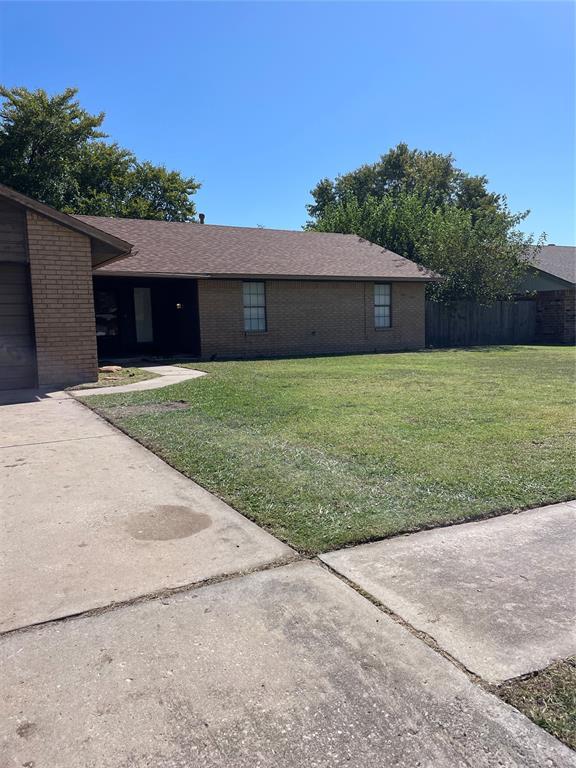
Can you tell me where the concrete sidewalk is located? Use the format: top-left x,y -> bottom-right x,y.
1,561 -> 573,768
0,394 -> 293,633
74,364 -> 206,396
322,503 -> 576,682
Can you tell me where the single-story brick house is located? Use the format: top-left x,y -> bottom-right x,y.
517,245 -> 575,344
0,184 -> 437,390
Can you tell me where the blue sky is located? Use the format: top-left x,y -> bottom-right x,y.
0,1 -> 574,242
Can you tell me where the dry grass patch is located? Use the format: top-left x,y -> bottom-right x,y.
71,367 -> 159,390
496,658 -> 576,750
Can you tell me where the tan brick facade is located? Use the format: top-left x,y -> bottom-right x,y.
198,279 -> 425,358
26,211 -> 98,386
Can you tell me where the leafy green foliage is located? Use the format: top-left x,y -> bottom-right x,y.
307,143 -> 542,302
0,86 -> 105,209
308,143 -> 503,218
0,86 -> 199,220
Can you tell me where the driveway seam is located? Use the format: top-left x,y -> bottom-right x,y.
0,434 -> 116,450
0,547 -> 479,686
0,553 -> 302,640
315,557 -> 487,687
0,548 -> 487,692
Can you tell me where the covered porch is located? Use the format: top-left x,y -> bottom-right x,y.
93,276 -> 201,359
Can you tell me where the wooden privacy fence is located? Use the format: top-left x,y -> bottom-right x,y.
425,299 -> 537,348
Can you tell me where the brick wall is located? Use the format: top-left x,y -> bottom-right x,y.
535,289 -> 576,345
198,279 -> 425,358
564,289 -> 576,344
26,211 -> 98,386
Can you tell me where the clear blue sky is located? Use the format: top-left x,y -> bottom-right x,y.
0,1 -> 574,242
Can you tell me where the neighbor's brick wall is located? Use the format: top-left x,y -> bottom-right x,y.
26,211 -> 98,386
565,289 -> 576,344
535,289 -> 576,345
198,279 -> 425,358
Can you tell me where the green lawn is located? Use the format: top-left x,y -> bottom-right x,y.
87,347 -> 576,553
496,658 -> 576,750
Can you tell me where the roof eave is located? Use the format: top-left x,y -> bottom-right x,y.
94,270 -> 440,282
529,266 -> 575,287
0,183 -> 133,256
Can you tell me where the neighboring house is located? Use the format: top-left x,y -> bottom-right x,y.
518,245 -> 575,345
0,184 -> 437,391
426,245 -> 576,349
519,245 -> 575,292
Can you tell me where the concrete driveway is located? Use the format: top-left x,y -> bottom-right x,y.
1,561 -> 573,768
0,392 -> 293,633
322,503 -> 576,683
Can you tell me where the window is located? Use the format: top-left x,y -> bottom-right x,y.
133,287 -> 153,343
374,283 -> 391,328
94,290 -> 119,337
243,281 -> 267,332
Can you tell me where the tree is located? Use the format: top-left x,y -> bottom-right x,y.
307,144 -> 541,302
0,86 -> 105,209
308,143 -> 502,219
72,143 -> 199,221
0,86 -> 199,220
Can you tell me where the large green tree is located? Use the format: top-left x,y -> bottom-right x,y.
307,143 -> 541,302
0,86 -> 199,220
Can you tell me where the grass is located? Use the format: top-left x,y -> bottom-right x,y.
496,658 -> 576,750
70,366 -> 159,390
87,346 -> 576,553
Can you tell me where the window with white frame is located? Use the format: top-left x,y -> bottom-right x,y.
243,281 -> 267,332
374,283 -> 391,328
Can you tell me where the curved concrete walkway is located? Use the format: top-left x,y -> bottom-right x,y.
75,364 -> 206,396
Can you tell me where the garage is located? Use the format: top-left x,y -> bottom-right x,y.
0,198 -> 36,389
0,185 -> 133,391
0,263 -> 37,389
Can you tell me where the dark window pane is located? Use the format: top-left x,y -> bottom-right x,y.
95,291 -> 119,337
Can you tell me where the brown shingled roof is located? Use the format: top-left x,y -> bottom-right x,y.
76,216 -> 438,281
528,245 -> 575,285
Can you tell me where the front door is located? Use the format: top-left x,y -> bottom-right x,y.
152,281 -> 200,355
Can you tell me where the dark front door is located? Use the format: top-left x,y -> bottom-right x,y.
93,277 -> 200,358
152,281 -> 200,354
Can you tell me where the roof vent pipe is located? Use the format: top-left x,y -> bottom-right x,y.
199,213 -> 205,224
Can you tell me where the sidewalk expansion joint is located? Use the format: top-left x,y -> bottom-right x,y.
0,552 -> 302,640
315,556 -> 489,689
0,434 -> 116,450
